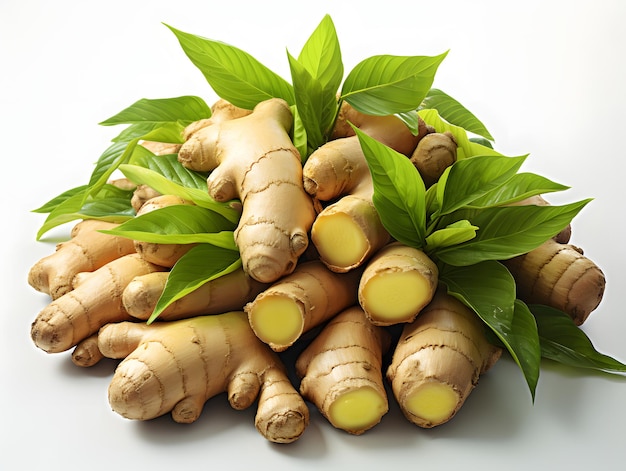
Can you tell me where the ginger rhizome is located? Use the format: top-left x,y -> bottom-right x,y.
30,253 -> 165,353
358,242 -> 439,326
303,102 -> 428,273
178,98 -> 316,283
410,131 -> 458,187
296,305 -> 391,435
123,268 -> 268,321
28,219 -> 136,300
503,237 -> 606,326
387,290 -> 502,428
245,260 -> 362,352
99,311 -> 309,443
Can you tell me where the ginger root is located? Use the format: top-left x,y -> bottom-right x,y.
387,290 -> 502,428
178,98 -> 316,283
358,242 -> 439,326
296,305 -> 391,435
30,253 -> 165,353
245,260 -> 361,352
410,131 -> 458,187
28,219 -> 136,299
503,237 -> 606,325
99,311 -> 309,443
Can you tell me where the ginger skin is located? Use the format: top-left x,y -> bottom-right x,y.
245,260 -> 362,352
303,102 -> 428,273
178,98 -> 316,283
28,219 -> 136,300
30,253 -> 165,353
99,311 -> 309,443
410,131 -> 458,187
387,290 -> 501,428
296,306 -> 391,435
358,242 -> 439,326
503,237 -> 605,325
123,268 -> 268,321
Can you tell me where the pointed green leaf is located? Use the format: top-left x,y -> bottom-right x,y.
132,153 -> 207,190
354,126 -> 427,248
440,261 -> 541,399
148,245 -> 241,324
531,304 -> 626,373
420,88 -> 494,141
166,24 -> 294,109
425,220 -> 478,250
341,52 -> 448,115
100,96 -> 211,126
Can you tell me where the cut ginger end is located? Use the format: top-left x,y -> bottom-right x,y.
247,295 -> 303,347
312,212 -> 369,269
328,386 -> 387,433
404,382 -> 460,426
361,270 -> 432,323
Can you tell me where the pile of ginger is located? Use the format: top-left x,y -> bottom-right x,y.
28,98 -> 606,443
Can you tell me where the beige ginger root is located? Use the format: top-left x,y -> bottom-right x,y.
99,311 -> 309,443
30,253 -> 165,353
410,131 -> 458,187
303,102 -> 428,272
123,267 -> 268,321
28,219 -> 136,299
387,290 -> 502,428
295,305 -> 391,435
502,237 -> 605,325
245,260 -> 362,352
178,98 -> 316,283
358,242 -> 439,326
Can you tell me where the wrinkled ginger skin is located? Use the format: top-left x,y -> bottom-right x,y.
28,219 -> 136,300
410,131 -> 458,187
296,306 -> 391,435
132,194 -> 197,268
30,253 -> 165,353
303,103 -> 425,272
503,238 -> 606,325
358,242 -> 439,326
387,290 -> 501,428
123,268 -> 268,321
99,311 -> 309,444
245,260 -> 362,352
178,98 -> 316,283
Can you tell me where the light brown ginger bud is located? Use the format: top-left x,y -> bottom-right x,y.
410,131 -> 458,187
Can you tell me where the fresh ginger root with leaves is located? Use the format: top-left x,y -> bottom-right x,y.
303,102 -> 430,272
98,311 -> 309,443
387,289 -> 502,428
178,97 -> 316,283
295,305 -> 391,435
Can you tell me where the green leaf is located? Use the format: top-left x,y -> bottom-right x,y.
418,108 -> 503,160
148,244 -> 242,324
100,96 -> 211,126
166,23 -> 295,109
353,126 -> 427,248
119,164 -> 240,223
434,200 -> 592,266
436,154 -> 528,216
420,88 -> 494,141
467,172 -> 570,209
425,220 -> 478,250
132,153 -> 207,190
341,52 -> 448,115
531,304 -> 626,373
101,204 -> 237,249
440,261 -> 541,399
32,185 -> 88,213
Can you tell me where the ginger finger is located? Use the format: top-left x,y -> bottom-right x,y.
387,290 -> 502,428
358,242 -> 439,326
296,305 -> 391,435
502,238 -> 605,325
99,312 -> 309,443
410,131 -> 458,187
30,253 -> 165,353
245,260 -> 361,352
123,268 -> 268,321
28,219 -> 136,299
178,98 -> 316,283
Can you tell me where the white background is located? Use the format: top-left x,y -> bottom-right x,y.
2,1 -> 625,469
